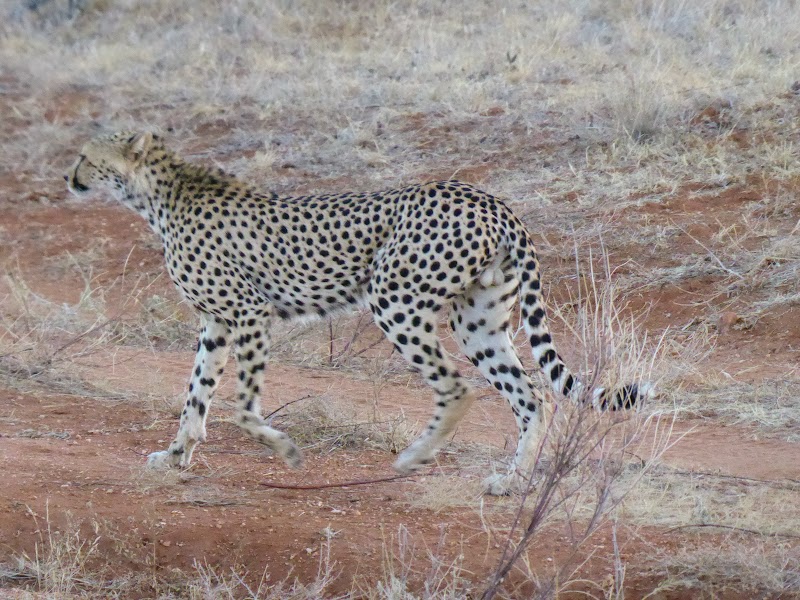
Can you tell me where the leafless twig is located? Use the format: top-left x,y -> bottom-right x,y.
264,394 -> 315,423
665,523 -> 800,539
260,473 -> 416,490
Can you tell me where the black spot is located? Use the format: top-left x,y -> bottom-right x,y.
538,349 -> 556,367
563,374 -> 575,395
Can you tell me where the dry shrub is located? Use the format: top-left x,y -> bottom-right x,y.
477,250 -> 689,599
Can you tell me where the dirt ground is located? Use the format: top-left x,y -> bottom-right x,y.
2,2 -> 800,598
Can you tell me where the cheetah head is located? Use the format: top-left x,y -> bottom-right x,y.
64,131 -> 157,199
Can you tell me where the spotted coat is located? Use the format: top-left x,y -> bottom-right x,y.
66,131 -> 643,494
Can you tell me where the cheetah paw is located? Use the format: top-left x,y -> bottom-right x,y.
146,450 -> 176,469
393,443 -> 435,475
482,472 -> 529,496
483,472 -> 513,495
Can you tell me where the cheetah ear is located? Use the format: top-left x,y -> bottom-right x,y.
127,132 -> 154,163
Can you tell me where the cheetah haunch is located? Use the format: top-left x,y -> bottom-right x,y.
66,131 -> 646,495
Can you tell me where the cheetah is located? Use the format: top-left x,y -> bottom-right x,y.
65,131 -> 646,495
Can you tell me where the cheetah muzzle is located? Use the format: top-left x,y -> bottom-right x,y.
66,131 -> 650,496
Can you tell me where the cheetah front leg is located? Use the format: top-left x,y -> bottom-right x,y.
148,316 -> 231,469
230,315 -> 302,468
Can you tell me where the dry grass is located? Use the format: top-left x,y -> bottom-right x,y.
619,467 -> 800,535
271,394 -> 417,457
617,463 -> 800,596
0,507 -> 338,599
3,0 -> 800,205
178,535 -> 337,600
0,512 -> 473,599
680,378 -> 800,439
0,506 -> 116,597
0,265 -> 196,398
0,268 -> 120,397
650,540 -> 800,598
355,525 -> 472,600
268,312 -> 404,376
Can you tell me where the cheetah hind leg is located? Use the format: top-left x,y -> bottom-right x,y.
451,270 -> 547,495
235,412 -> 303,469
393,388 -> 478,474
369,299 -> 477,475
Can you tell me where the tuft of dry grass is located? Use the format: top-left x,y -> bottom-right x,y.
406,474 -> 486,513
650,540 -> 800,598
0,268 -> 119,397
273,395 -> 416,456
269,311 -> 402,376
617,466 -> 800,536
0,506 -> 113,598
180,535 -> 337,600
0,266 -> 196,398
679,378 -> 800,439
355,525 -> 472,600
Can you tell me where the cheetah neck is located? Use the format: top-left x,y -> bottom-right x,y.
123,149 -> 237,240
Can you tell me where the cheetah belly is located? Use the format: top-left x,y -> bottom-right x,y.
256,269 -> 373,320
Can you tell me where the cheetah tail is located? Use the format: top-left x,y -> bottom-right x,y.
510,226 -> 651,411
